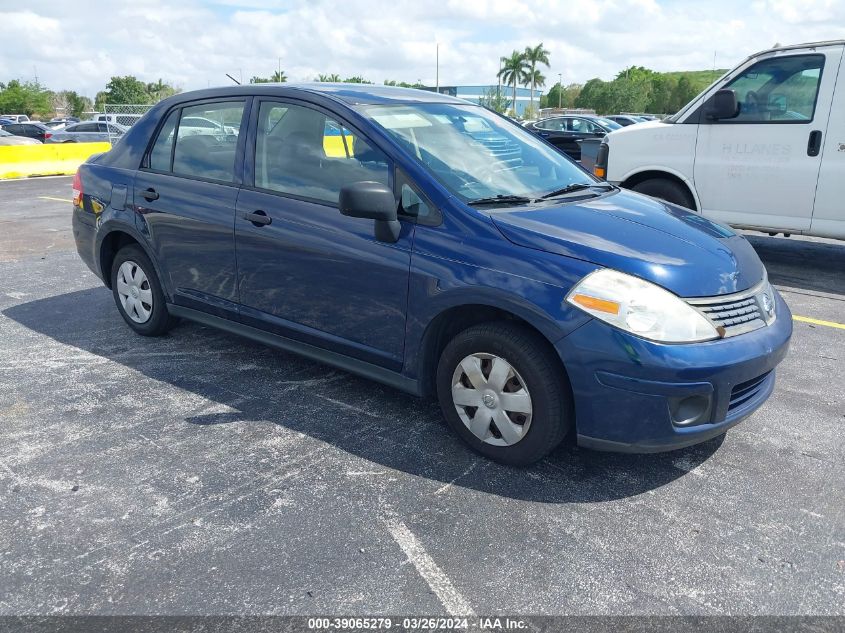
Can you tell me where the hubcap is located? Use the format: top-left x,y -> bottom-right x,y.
451,353 -> 533,446
116,260 -> 153,324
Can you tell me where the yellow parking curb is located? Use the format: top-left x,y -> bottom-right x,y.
0,142 -> 111,179
793,315 -> 845,331
38,196 -> 72,203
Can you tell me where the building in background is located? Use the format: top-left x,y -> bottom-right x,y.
421,85 -> 541,117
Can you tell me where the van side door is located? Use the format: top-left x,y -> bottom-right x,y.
810,46 -> 845,239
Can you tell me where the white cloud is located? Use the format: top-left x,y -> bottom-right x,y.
0,0 -> 842,97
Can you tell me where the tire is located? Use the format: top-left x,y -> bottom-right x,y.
436,322 -> 572,466
631,178 -> 694,209
110,245 -> 177,336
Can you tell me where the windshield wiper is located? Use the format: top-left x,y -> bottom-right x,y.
539,182 -> 613,199
468,194 -> 534,206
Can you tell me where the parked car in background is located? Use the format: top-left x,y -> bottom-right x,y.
525,115 -> 622,160
0,129 -> 41,145
72,84 -> 791,465
605,115 -> 646,127
598,39 -> 845,240
0,122 -> 53,143
50,121 -> 128,143
46,117 -> 80,129
1,114 -> 30,123
94,113 -> 144,127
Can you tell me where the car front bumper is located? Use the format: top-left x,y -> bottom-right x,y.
556,291 -> 792,452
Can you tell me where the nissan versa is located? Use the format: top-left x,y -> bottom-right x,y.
71,84 -> 792,465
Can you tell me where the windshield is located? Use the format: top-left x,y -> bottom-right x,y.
361,103 -> 599,202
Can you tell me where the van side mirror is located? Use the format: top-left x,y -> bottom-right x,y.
339,181 -> 400,243
705,89 -> 740,121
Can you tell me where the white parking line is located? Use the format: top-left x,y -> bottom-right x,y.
383,511 -> 475,617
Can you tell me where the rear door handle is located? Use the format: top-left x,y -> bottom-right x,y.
539,132 -> 550,137
807,130 -> 822,156
141,188 -> 159,201
243,210 -> 272,226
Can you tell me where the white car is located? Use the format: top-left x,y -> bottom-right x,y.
598,39 -> 844,240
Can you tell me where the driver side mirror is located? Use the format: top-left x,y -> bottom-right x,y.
339,181 -> 400,243
705,88 -> 740,121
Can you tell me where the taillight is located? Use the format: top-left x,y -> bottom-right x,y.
72,169 -> 82,207
44,132 -> 52,139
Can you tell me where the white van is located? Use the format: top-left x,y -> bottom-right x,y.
597,40 -> 845,240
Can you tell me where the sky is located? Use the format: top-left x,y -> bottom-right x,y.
0,0 -> 843,97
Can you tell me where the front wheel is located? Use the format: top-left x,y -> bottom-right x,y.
110,245 -> 177,336
630,178 -> 694,209
436,322 -> 572,465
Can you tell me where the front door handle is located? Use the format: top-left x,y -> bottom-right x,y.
539,132 -> 550,137
141,188 -> 159,201
243,210 -> 272,227
807,130 -> 822,157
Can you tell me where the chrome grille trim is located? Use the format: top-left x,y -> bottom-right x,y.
686,279 -> 774,338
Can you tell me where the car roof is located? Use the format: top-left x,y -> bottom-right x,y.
162,83 -> 467,107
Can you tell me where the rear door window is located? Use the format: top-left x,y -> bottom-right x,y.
149,110 -> 179,171
172,101 -> 245,182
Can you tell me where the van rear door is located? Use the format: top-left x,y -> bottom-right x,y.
693,49 -> 838,232
810,46 -> 845,239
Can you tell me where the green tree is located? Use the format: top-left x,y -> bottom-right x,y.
316,73 -> 341,82
477,87 -> 509,114
669,76 -> 696,112
523,43 -> 550,116
384,79 -> 425,88
522,69 -> 546,118
250,70 -> 287,84
0,80 -> 52,117
145,78 -> 180,102
343,76 -> 372,84
541,82 -> 582,109
101,76 -> 150,104
497,50 -> 529,116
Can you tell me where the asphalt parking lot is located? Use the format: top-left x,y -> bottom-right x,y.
0,176 -> 842,616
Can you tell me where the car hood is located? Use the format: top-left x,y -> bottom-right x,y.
491,189 -> 764,298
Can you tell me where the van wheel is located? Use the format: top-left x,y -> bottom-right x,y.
110,245 -> 177,336
631,178 -> 695,209
436,322 -> 572,466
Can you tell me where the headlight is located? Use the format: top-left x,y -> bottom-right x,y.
759,279 -> 777,324
566,269 -> 719,343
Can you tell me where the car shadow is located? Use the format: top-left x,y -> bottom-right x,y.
746,234 -> 845,296
3,288 -> 724,504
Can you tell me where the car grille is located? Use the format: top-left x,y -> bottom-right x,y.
687,286 -> 769,337
728,371 -> 771,411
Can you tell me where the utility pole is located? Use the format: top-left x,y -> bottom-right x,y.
435,42 -> 439,92
278,57 -> 282,82
558,73 -> 562,109
713,50 -> 717,71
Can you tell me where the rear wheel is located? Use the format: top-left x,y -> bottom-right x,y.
631,177 -> 694,209
436,322 -> 572,465
110,245 -> 177,336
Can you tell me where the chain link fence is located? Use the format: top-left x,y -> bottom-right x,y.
102,104 -> 156,145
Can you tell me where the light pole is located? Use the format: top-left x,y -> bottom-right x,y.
558,73 -> 562,109
436,42 -> 439,92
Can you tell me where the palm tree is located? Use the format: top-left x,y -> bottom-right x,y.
270,70 -> 287,83
523,43 -> 550,116
497,51 -> 529,116
146,78 -> 166,102
524,69 -> 546,117
316,73 -> 341,82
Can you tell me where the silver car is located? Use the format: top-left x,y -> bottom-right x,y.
49,121 -> 128,143
0,129 -> 41,145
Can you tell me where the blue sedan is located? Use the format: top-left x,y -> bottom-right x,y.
71,84 -> 791,465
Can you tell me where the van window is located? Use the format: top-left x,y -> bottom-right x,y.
725,54 -> 824,122
254,101 -> 390,204
172,101 -> 244,182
